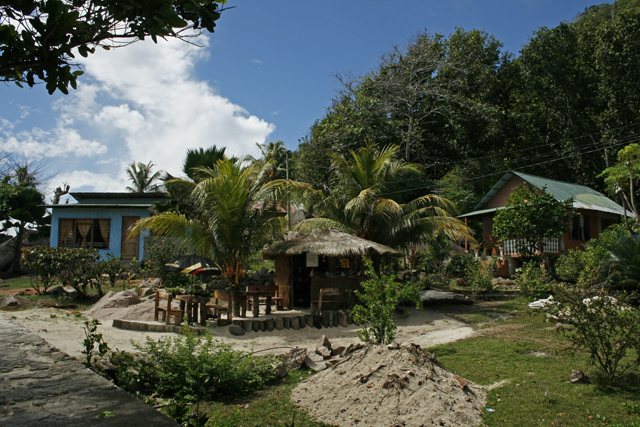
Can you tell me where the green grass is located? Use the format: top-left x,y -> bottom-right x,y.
427,307 -> 640,427
0,274 -> 32,289
199,370 -> 330,427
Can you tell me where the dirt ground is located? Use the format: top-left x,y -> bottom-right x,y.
7,303 -> 476,360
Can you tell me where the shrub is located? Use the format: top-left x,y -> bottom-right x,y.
99,253 -> 124,289
121,327 -> 275,401
352,258 -> 423,344
144,237 -> 180,282
548,286 -> 640,386
515,261 -> 553,298
22,246 -> 65,294
416,233 -> 452,274
466,260 -> 495,292
445,252 -> 477,279
22,246 -> 101,296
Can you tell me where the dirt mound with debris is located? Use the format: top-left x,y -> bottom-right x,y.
291,343 -> 486,427
85,290 -> 157,322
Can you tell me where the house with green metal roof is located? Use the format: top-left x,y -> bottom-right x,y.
48,192 -> 169,260
459,171 -> 626,276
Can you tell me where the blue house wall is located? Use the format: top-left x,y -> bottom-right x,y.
48,192 -> 167,261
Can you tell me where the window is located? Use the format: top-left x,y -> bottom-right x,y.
569,214 -> 590,241
58,219 -> 110,249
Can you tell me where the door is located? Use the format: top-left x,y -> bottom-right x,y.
121,216 -> 140,260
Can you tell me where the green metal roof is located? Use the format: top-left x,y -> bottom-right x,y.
458,206 -> 503,218
470,171 -> 626,216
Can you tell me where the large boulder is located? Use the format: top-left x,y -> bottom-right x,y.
0,295 -> 32,308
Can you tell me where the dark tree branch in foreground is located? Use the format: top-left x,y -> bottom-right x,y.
1,0 -> 230,94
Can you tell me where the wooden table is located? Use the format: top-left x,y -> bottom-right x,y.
176,295 -> 209,326
237,291 -> 273,318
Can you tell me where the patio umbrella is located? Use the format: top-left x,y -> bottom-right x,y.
164,255 -> 221,276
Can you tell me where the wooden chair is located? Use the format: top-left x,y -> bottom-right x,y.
154,291 -> 184,325
311,288 -> 351,315
245,285 -> 284,312
206,290 -> 233,325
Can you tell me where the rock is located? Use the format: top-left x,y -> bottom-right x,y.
285,348 -> 308,370
138,287 -> 155,297
331,346 -> 346,357
291,317 -> 300,330
229,325 -> 245,336
305,315 -> 313,327
320,335 -> 332,350
283,317 -> 291,329
275,317 -> 284,330
316,346 -> 331,358
570,369 -> 588,384
259,320 -> 266,332
337,310 -> 348,327
233,319 -> 244,327
265,318 -> 275,331
420,290 -> 472,305
298,316 -> 306,329
252,320 -> 261,332
46,285 -> 79,300
346,309 -> 353,325
242,320 -> 252,333
304,353 -> 326,371
0,295 -> 32,308
258,267 -> 269,276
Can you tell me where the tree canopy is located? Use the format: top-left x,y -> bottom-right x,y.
0,0 -> 228,93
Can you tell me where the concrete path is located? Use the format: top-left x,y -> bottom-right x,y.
0,313 -> 178,427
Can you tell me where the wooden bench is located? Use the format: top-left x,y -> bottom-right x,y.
154,291 -> 184,325
311,288 -> 351,315
246,285 -> 284,313
206,290 -> 233,325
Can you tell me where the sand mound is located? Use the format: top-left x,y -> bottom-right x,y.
292,343 -> 486,427
85,289 -> 156,321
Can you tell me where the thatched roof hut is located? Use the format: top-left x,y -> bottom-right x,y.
261,230 -> 403,308
261,229 -> 403,259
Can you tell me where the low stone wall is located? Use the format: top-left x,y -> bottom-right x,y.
112,309 -> 354,334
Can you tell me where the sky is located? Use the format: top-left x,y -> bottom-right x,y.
0,0 -> 606,199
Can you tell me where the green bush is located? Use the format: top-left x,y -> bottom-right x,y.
515,261 -> 553,298
121,327 -> 275,401
352,258 -> 423,344
416,233 -> 452,274
548,287 -> 640,386
466,260 -> 495,292
22,246 -> 101,296
99,253 -> 124,289
445,252 -> 477,279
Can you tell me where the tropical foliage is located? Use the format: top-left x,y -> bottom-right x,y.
130,158 -> 287,285
295,144 -> 472,250
125,161 -> 163,193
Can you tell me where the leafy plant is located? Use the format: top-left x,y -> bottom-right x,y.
515,261 -> 553,298
548,287 -> 640,386
100,253 -> 124,289
352,258 -> 424,344
22,246 -> 65,294
121,326 -> 275,401
82,319 -> 110,368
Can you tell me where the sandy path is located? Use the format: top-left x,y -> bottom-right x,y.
9,306 -> 475,359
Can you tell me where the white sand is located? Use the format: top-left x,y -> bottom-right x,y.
7,306 -> 475,360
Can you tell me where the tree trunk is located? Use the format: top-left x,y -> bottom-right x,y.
10,224 -> 25,274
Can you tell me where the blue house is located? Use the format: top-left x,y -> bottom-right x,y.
49,192 -> 169,260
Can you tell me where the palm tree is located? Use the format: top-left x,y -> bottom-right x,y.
250,140 -> 291,182
182,145 -> 231,182
295,143 -> 472,250
129,158 -> 289,314
126,161 -> 163,193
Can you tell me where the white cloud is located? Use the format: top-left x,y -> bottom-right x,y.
1,122 -> 107,158
1,35 -> 275,193
252,59 -> 263,65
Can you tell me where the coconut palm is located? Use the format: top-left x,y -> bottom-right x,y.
250,140 -> 291,182
296,143 -> 473,249
126,161 -> 163,193
130,158 -> 288,310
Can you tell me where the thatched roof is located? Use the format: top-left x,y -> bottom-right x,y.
261,229 -> 403,260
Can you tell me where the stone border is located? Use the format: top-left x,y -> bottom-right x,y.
112,309 -> 354,333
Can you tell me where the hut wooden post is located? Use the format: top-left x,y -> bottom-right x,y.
275,255 -> 293,309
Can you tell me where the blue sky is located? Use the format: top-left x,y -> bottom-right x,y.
0,0 -> 604,198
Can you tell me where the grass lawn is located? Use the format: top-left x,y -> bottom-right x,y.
203,297 -> 640,427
